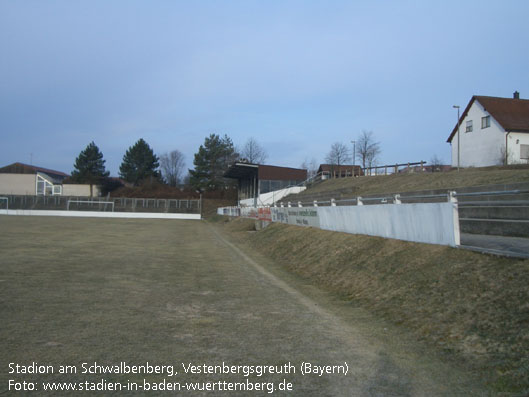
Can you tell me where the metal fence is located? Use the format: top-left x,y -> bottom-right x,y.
0,195 -> 201,214
278,188 -> 529,207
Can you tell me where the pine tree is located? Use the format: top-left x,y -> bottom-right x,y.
189,134 -> 239,191
71,141 -> 110,196
119,138 -> 160,185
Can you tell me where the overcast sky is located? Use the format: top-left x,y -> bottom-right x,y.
1,0 -> 528,176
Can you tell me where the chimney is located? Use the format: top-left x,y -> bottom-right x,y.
513,91 -> 520,99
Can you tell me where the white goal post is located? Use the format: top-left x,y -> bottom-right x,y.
67,200 -> 115,212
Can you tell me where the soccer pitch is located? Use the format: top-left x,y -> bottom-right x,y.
0,216 -> 487,395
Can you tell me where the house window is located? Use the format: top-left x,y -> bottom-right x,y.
36,174 -> 61,196
521,144 -> 529,160
36,178 -> 46,195
481,115 -> 490,129
465,120 -> 473,132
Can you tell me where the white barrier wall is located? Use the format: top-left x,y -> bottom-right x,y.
272,207 -> 320,227
317,203 -> 459,246
218,202 -> 460,247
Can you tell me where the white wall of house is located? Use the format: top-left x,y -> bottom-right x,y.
450,100 -> 505,167
62,184 -> 101,197
0,173 -> 101,196
507,132 -> 529,164
0,173 -> 35,195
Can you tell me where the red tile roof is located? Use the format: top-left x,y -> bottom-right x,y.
0,162 -> 68,177
447,95 -> 529,142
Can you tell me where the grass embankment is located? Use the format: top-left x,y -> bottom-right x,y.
300,165 -> 529,199
221,218 -> 529,394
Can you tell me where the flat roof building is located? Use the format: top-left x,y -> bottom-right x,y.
224,162 -> 307,206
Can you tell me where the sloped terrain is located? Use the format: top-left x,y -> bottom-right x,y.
221,218 -> 529,394
285,165 -> 529,204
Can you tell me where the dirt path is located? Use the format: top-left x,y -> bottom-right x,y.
1,217 -> 489,395
206,224 -> 488,396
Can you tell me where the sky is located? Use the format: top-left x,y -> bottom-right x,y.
1,0 -> 529,176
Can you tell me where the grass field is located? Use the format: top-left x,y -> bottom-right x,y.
1,215 -> 490,395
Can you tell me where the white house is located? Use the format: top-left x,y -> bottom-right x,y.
447,92 -> 529,167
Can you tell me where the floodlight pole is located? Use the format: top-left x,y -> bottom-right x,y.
351,140 -> 356,175
453,105 -> 461,171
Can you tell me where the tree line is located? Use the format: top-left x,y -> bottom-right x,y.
70,134 -> 269,193
71,130 -> 383,194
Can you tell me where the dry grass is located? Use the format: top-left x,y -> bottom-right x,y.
301,165 -> 529,198
225,219 -> 529,394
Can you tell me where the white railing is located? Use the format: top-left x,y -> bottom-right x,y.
240,186 -> 306,207
67,200 -> 115,212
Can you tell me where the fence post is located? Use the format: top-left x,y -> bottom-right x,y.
449,191 -> 460,246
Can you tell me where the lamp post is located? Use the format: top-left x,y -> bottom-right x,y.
453,105 -> 461,171
351,140 -> 356,176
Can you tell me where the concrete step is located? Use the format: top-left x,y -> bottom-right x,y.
459,218 -> 529,238
459,206 -> 529,221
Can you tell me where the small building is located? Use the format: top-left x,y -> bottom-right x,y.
0,162 -> 101,196
447,92 -> 529,167
224,162 -> 307,206
317,164 -> 363,179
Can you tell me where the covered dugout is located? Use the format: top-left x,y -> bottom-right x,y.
224,162 -> 307,206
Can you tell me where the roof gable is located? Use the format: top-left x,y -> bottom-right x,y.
0,162 -> 68,178
477,96 -> 529,132
447,95 -> 529,142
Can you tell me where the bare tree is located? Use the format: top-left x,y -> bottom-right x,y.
300,157 -> 319,179
160,150 -> 185,187
356,130 -> 381,169
240,137 -> 268,164
430,154 -> 443,172
325,142 -> 351,166
325,142 -> 351,178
